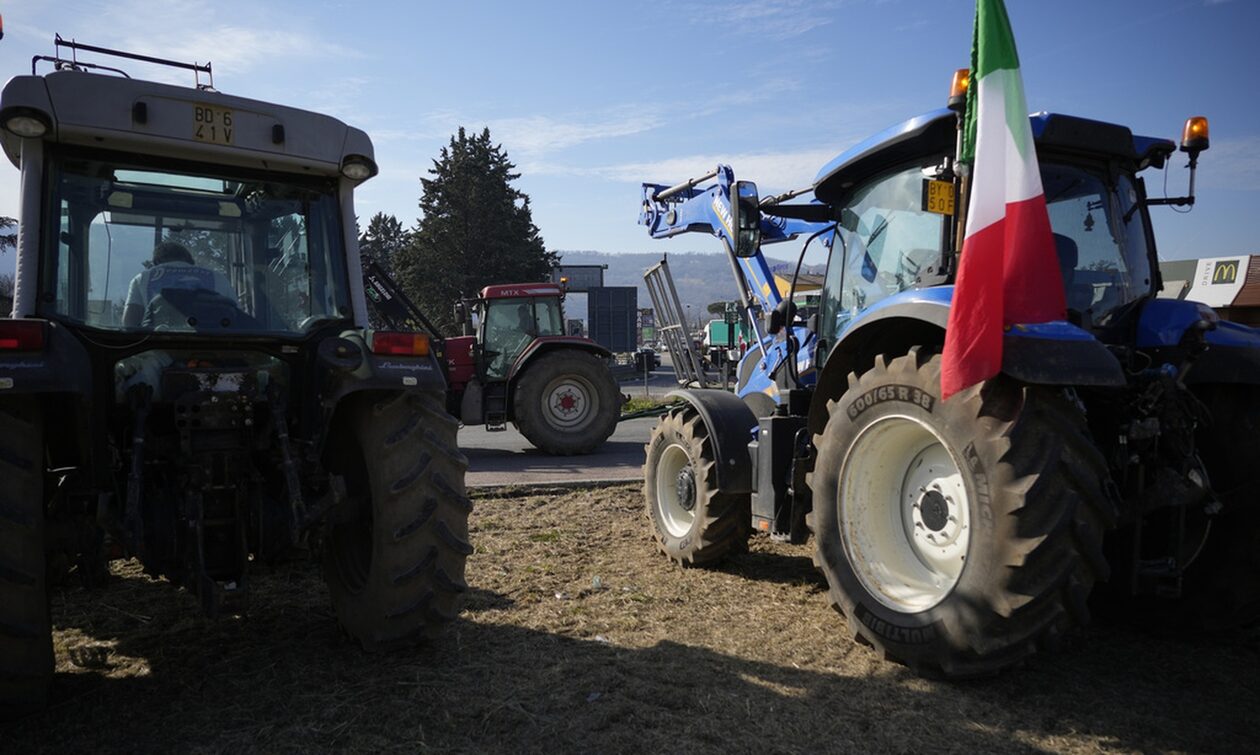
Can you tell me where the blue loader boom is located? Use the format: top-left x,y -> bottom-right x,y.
639,72 -> 1260,681
639,166 -> 830,411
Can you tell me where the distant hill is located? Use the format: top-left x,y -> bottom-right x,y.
555,250 -> 817,325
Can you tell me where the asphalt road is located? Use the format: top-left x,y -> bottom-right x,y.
461,356 -> 664,487
460,417 -> 656,487
461,353 -> 735,487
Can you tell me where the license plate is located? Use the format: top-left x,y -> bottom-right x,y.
192,104 -> 234,145
922,179 -> 955,216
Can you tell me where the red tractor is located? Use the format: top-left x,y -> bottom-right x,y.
363,266 -> 621,455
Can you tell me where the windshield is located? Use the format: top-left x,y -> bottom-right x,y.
42,150 -> 351,335
819,159 -> 1153,349
481,296 -> 563,379
1042,162 -> 1152,321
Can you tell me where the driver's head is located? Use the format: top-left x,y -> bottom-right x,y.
516,304 -> 535,333
153,241 -> 195,266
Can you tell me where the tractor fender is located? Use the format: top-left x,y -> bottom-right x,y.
809,292 -> 951,436
1192,320 -> 1260,384
808,287 -> 1124,436
665,388 -> 757,494
1002,321 -> 1125,387
322,330 -> 447,408
0,320 -> 93,397
507,336 -> 611,384
1136,298 -> 1260,384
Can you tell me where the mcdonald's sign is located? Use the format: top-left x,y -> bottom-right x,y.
1212,260 -> 1240,285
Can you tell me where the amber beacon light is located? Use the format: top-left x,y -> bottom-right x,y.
1181,116 -> 1209,153
947,69 -> 970,111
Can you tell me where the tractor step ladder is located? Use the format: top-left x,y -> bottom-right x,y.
644,256 -> 710,389
483,382 -> 508,431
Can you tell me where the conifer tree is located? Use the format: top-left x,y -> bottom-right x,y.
395,127 -> 557,334
358,212 -> 410,278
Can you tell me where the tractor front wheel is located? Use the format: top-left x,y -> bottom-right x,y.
643,405 -> 750,565
808,349 -> 1115,677
513,350 -> 619,455
323,390 -> 472,649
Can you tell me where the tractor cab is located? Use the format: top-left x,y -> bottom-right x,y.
475,283 -> 566,379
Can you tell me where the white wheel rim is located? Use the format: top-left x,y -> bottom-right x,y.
839,414 -> 970,613
541,374 -> 596,430
655,442 -> 697,538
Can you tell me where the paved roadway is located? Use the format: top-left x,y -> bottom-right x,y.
463,354 -> 724,487
461,417 -> 656,487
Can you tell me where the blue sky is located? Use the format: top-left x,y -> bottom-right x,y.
2,0 -> 1257,279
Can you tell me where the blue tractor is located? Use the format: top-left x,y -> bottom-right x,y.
639,83 -> 1260,677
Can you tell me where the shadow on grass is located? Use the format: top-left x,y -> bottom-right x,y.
4,559 -> 1257,754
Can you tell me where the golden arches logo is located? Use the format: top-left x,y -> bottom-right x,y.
1212,260 -> 1239,284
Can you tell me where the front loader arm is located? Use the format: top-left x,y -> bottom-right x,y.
638,164 -> 830,317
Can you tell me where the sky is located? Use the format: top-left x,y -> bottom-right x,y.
1,0 -> 1258,280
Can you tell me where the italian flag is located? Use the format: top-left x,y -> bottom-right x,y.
940,0 -> 1066,400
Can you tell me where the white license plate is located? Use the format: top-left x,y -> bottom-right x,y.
192,104 -> 234,145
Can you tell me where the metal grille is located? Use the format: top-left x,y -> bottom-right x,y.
643,256 -> 709,388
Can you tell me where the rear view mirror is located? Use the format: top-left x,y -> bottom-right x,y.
732,181 -> 761,258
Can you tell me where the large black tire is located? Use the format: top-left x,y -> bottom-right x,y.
513,350 -> 619,456
323,390 -> 472,649
0,401 -> 53,717
1179,383 -> 1260,629
808,349 -> 1115,677
643,406 -> 750,565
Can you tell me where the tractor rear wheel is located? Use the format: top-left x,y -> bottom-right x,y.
323,390 -> 472,649
808,349 -> 1115,677
643,405 -> 750,565
0,401 -> 53,718
513,350 -> 619,455
1179,383 -> 1260,630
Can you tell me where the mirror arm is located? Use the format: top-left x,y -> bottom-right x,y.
1128,150 -> 1200,222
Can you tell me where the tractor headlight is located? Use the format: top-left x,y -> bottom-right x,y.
341,155 -> 378,181
1,108 -> 51,138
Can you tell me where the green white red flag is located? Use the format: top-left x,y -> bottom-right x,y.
941,0 -> 1066,400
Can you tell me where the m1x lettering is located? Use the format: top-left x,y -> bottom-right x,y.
847,384 -> 935,420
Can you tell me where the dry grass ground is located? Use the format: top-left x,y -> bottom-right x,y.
4,482 -> 1258,753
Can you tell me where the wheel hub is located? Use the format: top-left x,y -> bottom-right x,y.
675,466 -> 696,512
655,442 -> 698,538
541,375 -> 596,430
918,489 -> 950,532
556,390 -> 580,413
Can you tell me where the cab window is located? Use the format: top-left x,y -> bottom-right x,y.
821,163 -> 945,346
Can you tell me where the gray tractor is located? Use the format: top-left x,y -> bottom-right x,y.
0,38 -> 470,715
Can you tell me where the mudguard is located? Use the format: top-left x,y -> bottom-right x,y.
508,336 -> 611,383
829,287 -> 1124,387
811,288 -> 1127,435
1003,321 -> 1125,387
322,330 -> 447,407
0,320 -> 93,397
665,388 -> 758,494
1136,298 -> 1260,384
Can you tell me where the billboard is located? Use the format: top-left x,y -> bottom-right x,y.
1184,256 -> 1249,307
551,264 -> 607,293
587,286 -> 638,353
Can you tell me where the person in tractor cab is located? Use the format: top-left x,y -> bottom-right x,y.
121,241 -> 237,327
